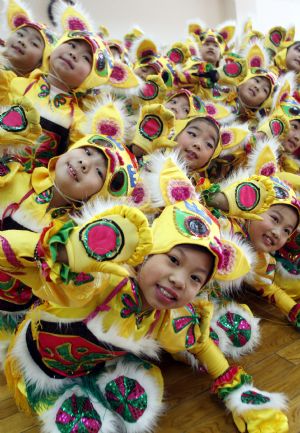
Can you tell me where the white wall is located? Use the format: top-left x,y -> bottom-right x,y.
19,0 -> 300,44
27,0 -> 236,44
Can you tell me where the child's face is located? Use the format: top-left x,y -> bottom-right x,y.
54,146 -> 107,201
165,94 -> 190,119
176,118 -> 219,171
135,65 -> 157,80
282,120 -> 300,153
5,26 -> 45,73
138,245 -> 214,310
285,42 -> 300,72
199,39 -> 221,66
238,76 -> 271,108
247,204 -> 298,253
49,39 -> 93,89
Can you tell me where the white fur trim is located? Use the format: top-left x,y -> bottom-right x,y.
271,71 -> 297,112
81,93 -> 134,142
87,313 -> 160,360
276,261 -> 300,280
218,167 -> 252,190
246,137 -> 279,174
0,339 -> 9,370
241,39 -> 271,68
214,231 -> 257,291
0,206 -> 51,232
10,320 -> 73,393
219,123 -> 252,157
35,103 -> 73,129
40,384 -> 119,433
139,149 -> 197,208
72,197 -> 129,226
97,358 -> 164,433
52,0 -> 97,36
225,384 -> 288,414
210,302 -> 260,359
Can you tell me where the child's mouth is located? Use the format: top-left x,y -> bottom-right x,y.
156,284 -> 177,302
262,234 -> 274,247
12,45 -> 24,55
185,150 -> 198,160
67,162 -> 79,181
60,57 -> 74,69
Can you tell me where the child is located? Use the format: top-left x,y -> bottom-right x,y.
0,0 -> 55,77
2,196 -> 288,433
0,101 -> 139,366
164,88 -> 204,119
203,165 -> 300,330
0,30 -> 113,169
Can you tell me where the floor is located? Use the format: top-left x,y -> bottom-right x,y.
1,290 -> 300,433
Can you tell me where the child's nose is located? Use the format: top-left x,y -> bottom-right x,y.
79,159 -> 88,172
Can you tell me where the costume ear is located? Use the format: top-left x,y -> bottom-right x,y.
243,40 -> 270,69
167,42 -> 191,65
271,71 -> 297,111
187,19 -> 207,37
135,38 -> 158,61
216,20 -> 236,45
285,25 -> 295,42
204,100 -> 236,124
219,124 -> 250,155
264,26 -> 287,57
243,18 -> 253,34
107,61 -> 142,95
246,138 -> 279,176
51,0 -> 96,34
82,94 -> 130,142
212,233 -> 255,289
132,150 -> 197,210
5,0 -> 33,30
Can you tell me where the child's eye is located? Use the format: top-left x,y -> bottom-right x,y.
171,99 -> 177,104
271,215 -> 278,223
84,148 -> 92,156
184,108 -> 189,114
188,131 -> 196,138
191,274 -> 201,284
68,42 -> 76,49
284,228 -> 291,235
83,55 -> 92,63
168,255 -> 179,265
17,31 -> 24,37
206,142 -> 214,149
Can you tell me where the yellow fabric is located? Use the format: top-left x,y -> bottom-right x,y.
139,74 -> 167,105
6,0 -> 55,72
133,103 -> 175,154
274,271 -> 300,300
232,408 -> 288,433
0,96 -> 42,147
150,200 -> 251,282
222,175 -> 276,220
48,133 -> 139,200
64,204 -> 152,273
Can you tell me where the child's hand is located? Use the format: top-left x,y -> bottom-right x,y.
62,203 -> 152,276
287,303 -> 300,330
232,408 -> 288,433
0,97 -> 42,148
219,174 -> 276,220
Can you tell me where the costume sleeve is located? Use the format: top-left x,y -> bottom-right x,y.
0,69 -> 16,105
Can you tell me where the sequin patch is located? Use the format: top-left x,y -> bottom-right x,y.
105,375 -> 148,422
56,393 -> 102,433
